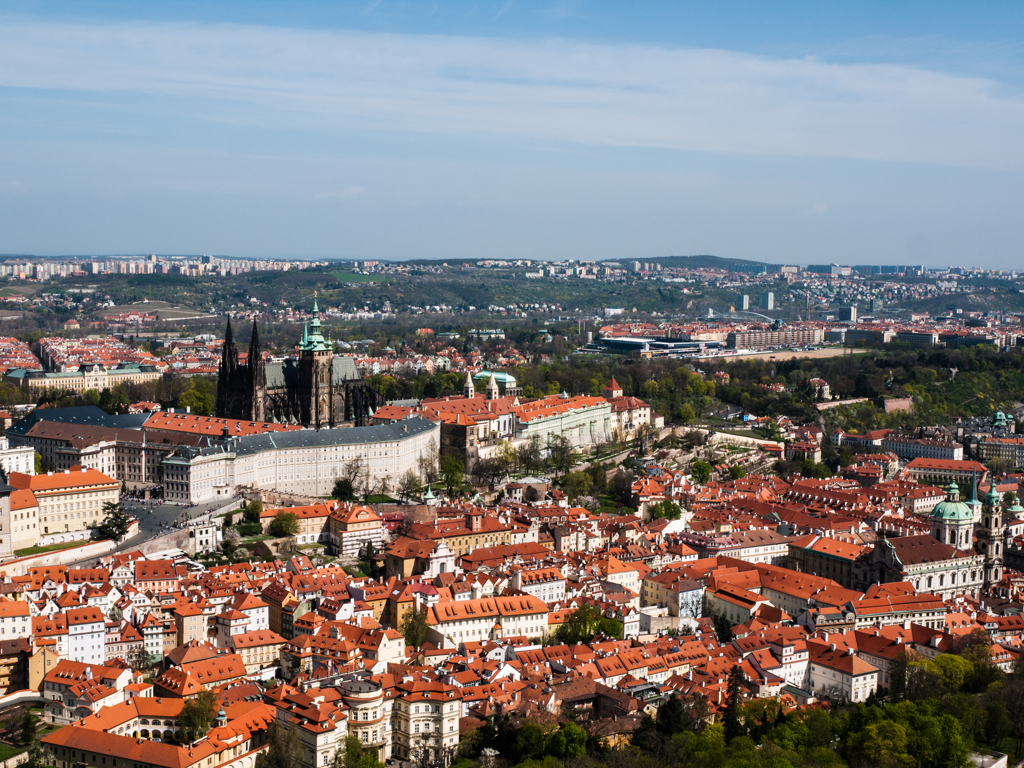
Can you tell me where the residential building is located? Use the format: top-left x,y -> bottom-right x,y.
8,466 -> 120,546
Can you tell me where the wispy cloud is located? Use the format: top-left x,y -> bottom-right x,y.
1,16 -> 1023,171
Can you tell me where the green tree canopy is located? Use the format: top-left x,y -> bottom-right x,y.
97,501 -> 131,541
400,605 -> 430,648
692,461 -> 712,484
179,689 -> 218,743
441,455 -> 464,496
269,511 -> 300,537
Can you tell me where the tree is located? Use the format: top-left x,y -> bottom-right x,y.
561,471 -> 593,502
20,736 -> 53,768
555,603 -> 622,644
332,478 -> 356,501
585,462 -> 608,494
222,527 -> 241,557
608,470 -> 633,504
677,403 -> 696,424
518,437 -> 543,474
269,511 -> 300,537
244,500 -> 263,523
255,721 -> 301,768
547,722 -> 586,759
33,451 -> 43,475
548,434 -> 576,476
337,735 -> 384,768
401,604 -> 430,648
17,709 -> 34,746
398,470 -> 421,502
440,455 -> 464,497
97,501 -> 131,541
179,689 -> 218,743
722,664 -> 745,742
729,464 -> 747,480
419,442 -> 440,485
649,499 -> 682,520
848,720 -> 914,768
495,441 -> 519,477
692,461 -> 712,484
127,644 -> 152,671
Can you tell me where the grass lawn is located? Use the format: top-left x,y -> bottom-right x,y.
0,744 -> 25,761
15,541 -> 86,557
332,271 -> 383,283
365,495 -> 396,503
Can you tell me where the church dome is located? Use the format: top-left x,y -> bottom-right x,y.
930,481 -> 974,522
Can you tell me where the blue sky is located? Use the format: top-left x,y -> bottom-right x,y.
2,1 -> 1023,265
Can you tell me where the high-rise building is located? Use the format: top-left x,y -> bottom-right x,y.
839,306 -> 858,323
739,294 -> 750,311
758,292 -> 774,311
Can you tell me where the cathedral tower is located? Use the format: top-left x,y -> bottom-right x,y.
298,296 -> 334,429
248,320 -> 266,421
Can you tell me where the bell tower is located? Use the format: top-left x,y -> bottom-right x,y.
978,484 -> 1004,586
298,294 -> 334,429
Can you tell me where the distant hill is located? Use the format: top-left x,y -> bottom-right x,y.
629,255 -> 767,270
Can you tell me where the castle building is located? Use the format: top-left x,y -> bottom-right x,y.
215,298 -> 377,428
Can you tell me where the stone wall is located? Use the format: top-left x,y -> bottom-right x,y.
0,520 -> 140,576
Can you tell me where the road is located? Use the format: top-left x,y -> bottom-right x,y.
70,497 -> 236,567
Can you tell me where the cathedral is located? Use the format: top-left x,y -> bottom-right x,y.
215,298 -> 378,428
853,475 -> 1006,599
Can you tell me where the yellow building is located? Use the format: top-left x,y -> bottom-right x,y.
9,466 -> 119,545
228,630 -> 286,673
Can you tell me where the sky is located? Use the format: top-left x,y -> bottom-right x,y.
2,2 -> 1024,266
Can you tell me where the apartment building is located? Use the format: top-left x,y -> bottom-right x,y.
392,678 -> 461,762
511,567 -> 566,604
67,607 -> 107,666
806,639 -> 879,703
726,327 -> 823,349
424,594 -> 550,648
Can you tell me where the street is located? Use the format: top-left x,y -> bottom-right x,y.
71,497 -> 237,566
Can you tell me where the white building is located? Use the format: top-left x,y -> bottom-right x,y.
511,567 -> 566,604
0,437 -> 35,476
67,606 -> 107,666
515,394 -> 612,451
807,639 -> 878,703
162,417 -> 440,504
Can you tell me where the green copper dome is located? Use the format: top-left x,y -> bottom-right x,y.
930,481 -> 974,522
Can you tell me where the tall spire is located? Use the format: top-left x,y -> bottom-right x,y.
216,318 -> 239,418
